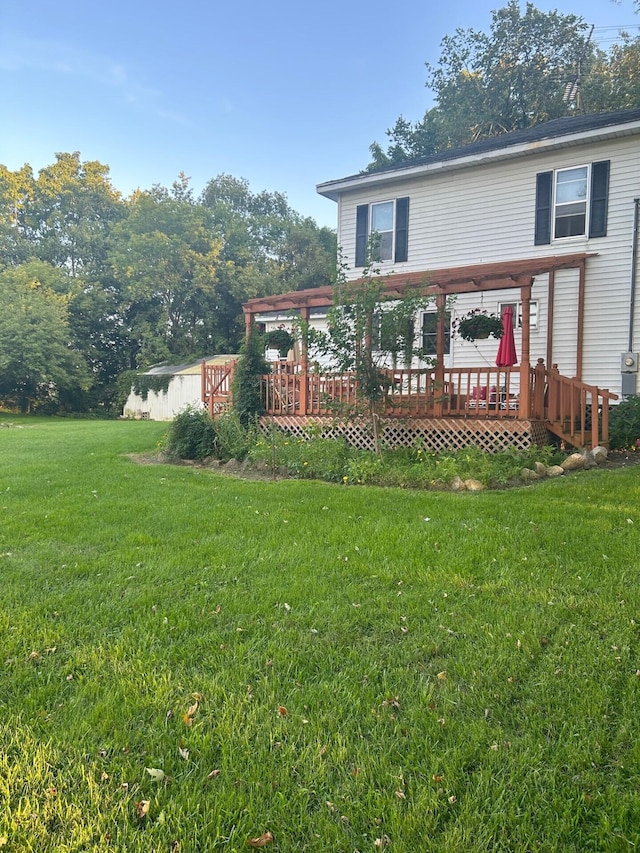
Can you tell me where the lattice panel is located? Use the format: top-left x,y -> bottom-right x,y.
260,415 -> 539,453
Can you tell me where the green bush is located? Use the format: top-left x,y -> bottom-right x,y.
609,396 -> 640,450
232,328 -> 270,427
248,429 -> 352,481
165,405 -> 216,460
212,411 -> 255,461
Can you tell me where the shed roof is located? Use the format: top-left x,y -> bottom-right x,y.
145,355 -> 239,377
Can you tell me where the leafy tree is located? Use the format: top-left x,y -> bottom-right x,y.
109,185 -> 223,365
0,262 -> 89,411
201,174 -> 336,292
368,1 -> 639,167
310,248 -> 431,453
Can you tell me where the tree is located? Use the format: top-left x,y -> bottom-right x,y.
309,248 -> 431,453
0,262 -> 89,411
109,185 -> 223,365
231,325 -> 271,427
368,1 -> 638,167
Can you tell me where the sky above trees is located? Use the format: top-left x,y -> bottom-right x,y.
2,0 -> 639,228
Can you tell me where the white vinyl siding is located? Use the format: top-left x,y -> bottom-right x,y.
333,131 -> 639,395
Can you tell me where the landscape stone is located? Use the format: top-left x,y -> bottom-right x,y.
534,461 -> 548,476
464,478 -> 485,491
520,467 -> 541,482
450,475 -> 465,492
590,445 -> 608,464
546,465 -> 565,477
561,453 -> 586,471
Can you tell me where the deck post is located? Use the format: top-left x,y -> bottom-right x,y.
244,310 -> 254,343
434,294 -> 446,416
532,358 -> 546,419
299,306 -> 310,415
519,279 -> 533,416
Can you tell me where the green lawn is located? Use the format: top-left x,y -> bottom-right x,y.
1,417 -> 640,852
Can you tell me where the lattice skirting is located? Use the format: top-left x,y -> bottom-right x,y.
259,415 -> 548,453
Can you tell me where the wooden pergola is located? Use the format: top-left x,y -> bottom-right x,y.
201,251 -> 617,449
242,252 -> 594,419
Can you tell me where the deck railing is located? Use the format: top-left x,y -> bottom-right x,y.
202,359 -> 617,448
531,360 -> 618,449
260,363 -> 525,419
201,359 -> 236,416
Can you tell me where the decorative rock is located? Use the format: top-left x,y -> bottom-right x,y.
561,453 -> 586,471
590,445 -> 608,464
581,452 -> 598,470
534,461 -> 548,476
520,467 -> 541,482
464,478 -> 485,491
450,475 -> 466,492
546,465 -> 565,477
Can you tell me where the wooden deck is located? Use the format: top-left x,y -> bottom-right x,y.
202,358 -> 617,450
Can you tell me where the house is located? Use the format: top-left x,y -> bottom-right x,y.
206,109 -> 640,450
124,355 -> 238,421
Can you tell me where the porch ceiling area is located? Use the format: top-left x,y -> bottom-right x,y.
243,252 -> 595,315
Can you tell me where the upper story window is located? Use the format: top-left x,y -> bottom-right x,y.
371,201 -> 394,261
554,166 -> 588,237
355,197 -> 409,267
534,160 -> 609,245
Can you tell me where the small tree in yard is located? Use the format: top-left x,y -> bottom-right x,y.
310,246 -> 432,454
231,325 -> 271,427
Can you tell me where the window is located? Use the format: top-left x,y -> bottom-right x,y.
371,202 -> 394,261
534,160 -> 609,245
554,166 -> 588,238
498,301 -> 538,330
422,311 -> 451,356
355,197 -> 409,266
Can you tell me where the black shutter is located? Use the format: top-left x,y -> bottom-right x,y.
589,160 -> 610,238
394,197 -> 409,263
534,171 -> 552,245
355,204 -> 369,267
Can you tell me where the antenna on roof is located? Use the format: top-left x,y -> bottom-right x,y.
563,24 -> 594,114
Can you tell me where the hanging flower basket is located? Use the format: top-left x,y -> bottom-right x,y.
453,309 -> 504,342
264,328 -> 295,358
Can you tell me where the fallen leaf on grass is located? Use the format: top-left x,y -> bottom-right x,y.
395,790 -> 406,800
146,768 -> 165,783
437,671 -> 447,680
135,800 -> 150,819
277,705 -> 288,717
247,831 -> 273,847
207,769 -> 221,779
179,747 -> 189,761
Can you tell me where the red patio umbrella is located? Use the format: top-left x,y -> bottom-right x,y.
495,305 -> 518,367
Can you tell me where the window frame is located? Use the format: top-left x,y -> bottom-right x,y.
355,197 -> 410,267
497,301 -> 539,330
534,160 -> 609,245
553,163 -> 589,239
370,200 -> 395,262
421,310 -> 451,357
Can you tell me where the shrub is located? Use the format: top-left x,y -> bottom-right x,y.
609,396 -> 640,449
232,327 -> 270,427
165,405 -> 216,460
212,411 -> 255,461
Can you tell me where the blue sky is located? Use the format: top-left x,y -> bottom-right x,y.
2,0 -> 639,229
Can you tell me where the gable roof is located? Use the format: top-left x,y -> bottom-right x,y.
317,108 -> 640,200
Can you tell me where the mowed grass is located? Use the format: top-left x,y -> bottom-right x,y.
1,418 -> 640,852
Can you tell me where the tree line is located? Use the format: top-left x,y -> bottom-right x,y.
369,1 -> 640,167
0,154 -> 336,413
